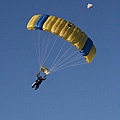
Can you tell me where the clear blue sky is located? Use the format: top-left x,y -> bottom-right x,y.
0,0 -> 120,120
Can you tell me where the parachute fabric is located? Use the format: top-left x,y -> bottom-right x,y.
27,14 -> 96,63
87,4 -> 93,9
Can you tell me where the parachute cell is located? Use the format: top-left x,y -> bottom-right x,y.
27,14 -> 96,63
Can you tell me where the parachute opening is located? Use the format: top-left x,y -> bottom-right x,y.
68,24 -> 72,28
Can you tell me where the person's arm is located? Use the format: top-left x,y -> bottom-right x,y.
37,71 -> 40,77
42,78 -> 46,80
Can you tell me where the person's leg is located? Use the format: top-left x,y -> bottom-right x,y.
35,84 -> 40,90
32,82 -> 36,88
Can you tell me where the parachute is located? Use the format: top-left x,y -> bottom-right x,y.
87,4 -> 93,9
27,14 -> 96,74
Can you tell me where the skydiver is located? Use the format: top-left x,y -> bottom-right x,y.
32,71 -> 46,90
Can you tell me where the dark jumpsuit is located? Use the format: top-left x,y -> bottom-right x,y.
32,75 -> 46,90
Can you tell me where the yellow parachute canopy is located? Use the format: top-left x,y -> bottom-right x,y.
27,14 -> 96,63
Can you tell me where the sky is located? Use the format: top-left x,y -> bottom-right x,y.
0,0 -> 120,120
